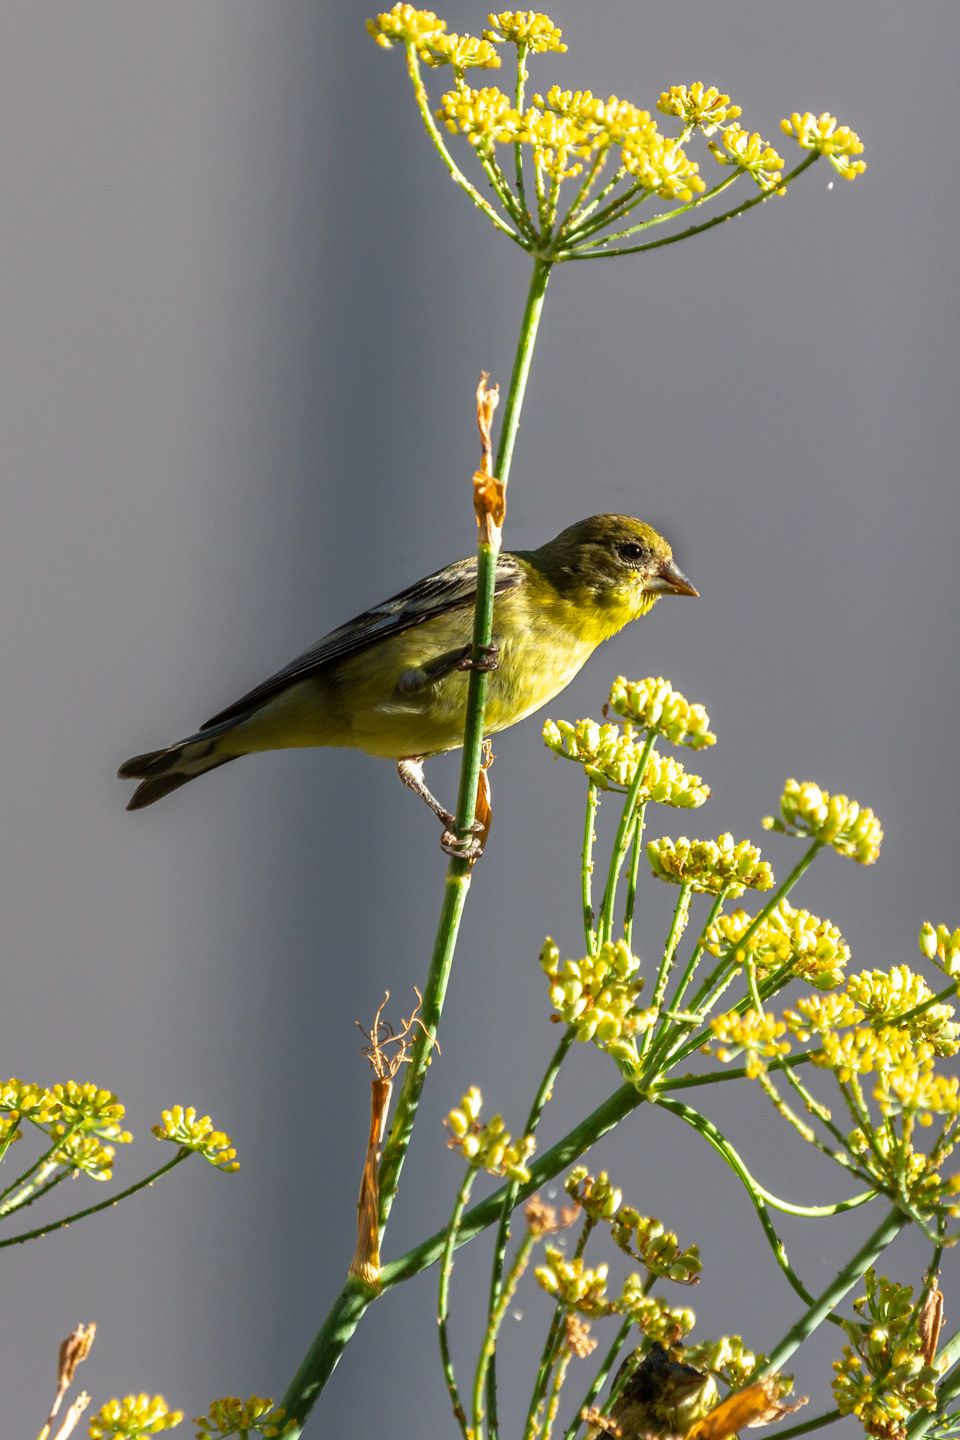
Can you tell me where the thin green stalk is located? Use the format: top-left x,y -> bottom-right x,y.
660,1051 -> 817,1091
405,43 -> 523,244
752,1206 -> 909,1380
439,1170 -> 476,1439
475,1230 -> 537,1439
383,1082 -> 646,1290
0,1164 -> 69,1217
895,978 -> 960,1031
279,257 -> 553,1435
649,882 -> 692,1019
581,782 -> 600,954
561,177 -> 649,246
906,1325 -> 960,1438
486,1029 -> 576,1438
598,734 -> 657,943
0,1122 -> 81,1212
562,1316 -> 632,1440
513,43 -> 529,222
526,1309 -> 568,1440
622,802 -> 646,950
563,153 -> 820,259
655,1095 -> 822,1310
0,1150 -> 189,1248
561,148 -> 610,232
542,1351 -> 572,1440
772,1411 -> 842,1440
572,169 -> 741,250
559,165 -> 626,234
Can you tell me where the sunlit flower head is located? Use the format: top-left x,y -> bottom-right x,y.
763,779 -> 883,864
607,676 -> 716,750
617,1284 -> 696,1344
420,31 -> 501,69
647,834 -> 773,897
781,112 -> 866,179
536,1246 -> 612,1315
710,124 -> 784,190
53,1131 -> 116,1181
540,937 -> 656,1069
0,1078 -> 58,1126
684,1336 -> 764,1392
920,921 -> 960,979
543,718 -> 709,805
707,900 -> 849,989
522,106 -> 589,180
782,991 -> 863,1041
843,966 -> 959,1053
484,10 -> 567,54
658,83 -> 742,135
566,1166 -> 623,1221
88,1394 -> 183,1438
437,84 -> 524,151
610,1207 -> 701,1284
195,1396 -> 293,1439
152,1106 -> 239,1172
49,1082 -> 131,1143
445,1087 -> 534,1181
535,87 -> 654,148
709,1008 -> 791,1078
833,1271 -> 941,1434
622,129 -> 705,202
366,5 -> 446,49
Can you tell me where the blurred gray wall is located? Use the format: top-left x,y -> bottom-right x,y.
3,2 -> 958,1434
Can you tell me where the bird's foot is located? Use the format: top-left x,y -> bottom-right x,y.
456,642 -> 500,674
440,827 -> 485,862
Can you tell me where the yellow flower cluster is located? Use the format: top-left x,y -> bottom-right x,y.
437,85 -> 525,150
195,1396 -> 293,1439
845,966 -> 959,1054
819,1025 -> 930,1084
707,900 -> 849,990
610,1209 -> 701,1284
606,676 -> 716,750
437,80 -> 703,193
622,131 -> 704,202
709,1009 -> 791,1078
781,112 -> 866,180
647,834 -> 774,897
88,1394 -> 183,1438
833,1272 -> 941,1435
710,124 -> 784,190
535,1246 -> 613,1315
616,1281 -> 695,1342
54,1131 -> 117,1181
543,718 -> 709,804
366,4 -> 446,48
658,83 -> 742,135
0,1078 -> 58,1124
920,921 -> 960,978
445,1087 -> 534,1181
50,1081 -> 132,1142
540,937 -> 655,1066
763,779 -> 884,864
152,1106 -> 239,1172
684,1336 -> 764,1393
421,32 -> 501,69
566,1166 -> 623,1221
484,10 -> 567,53
783,990 -> 863,1040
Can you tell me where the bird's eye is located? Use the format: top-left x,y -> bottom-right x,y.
617,542 -> 646,565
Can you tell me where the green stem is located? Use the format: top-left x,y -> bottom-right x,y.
752,1206 -> 909,1380
573,169 -> 742,250
486,1030 -> 575,1438
279,256 -> 553,1434
438,1170 -> 476,1439
622,802 -> 646,951
475,1230 -> 537,1439
649,883 -> 692,1019
906,1325 -> 960,1438
581,783 -> 600,954
563,153 -> 820,259
405,43 -> 523,244
513,44 -> 529,223
599,734 -> 657,943
0,1122 -> 81,1212
772,1411 -> 842,1440
0,1151 -> 189,1248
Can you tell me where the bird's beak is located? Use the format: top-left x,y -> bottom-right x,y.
646,556 -> 699,597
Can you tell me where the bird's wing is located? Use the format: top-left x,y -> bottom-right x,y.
201,551 -> 524,730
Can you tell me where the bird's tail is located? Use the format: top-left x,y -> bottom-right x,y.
118,725 -> 239,810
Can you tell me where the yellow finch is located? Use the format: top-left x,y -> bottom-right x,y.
119,514 -> 696,833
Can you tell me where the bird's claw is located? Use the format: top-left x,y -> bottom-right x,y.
457,642 -> 500,674
440,828 -> 485,862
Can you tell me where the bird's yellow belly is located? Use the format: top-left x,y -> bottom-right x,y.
232,620 -> 597,761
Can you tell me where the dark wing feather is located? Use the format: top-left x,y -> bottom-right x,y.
201,552 -> 524,730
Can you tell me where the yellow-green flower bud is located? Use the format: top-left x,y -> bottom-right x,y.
647,834 -> 773,897
367,5 -> 446,49
88,1394 -> 183,1438
535,1247 -> 612,1315
780,111 -> 866,179
152,1105 -> 239,1171
710,124 -> 784,190
657,83 -> 742,135
763,779 -> 883,864
420,32 -> 501,69
920,921 -> 960,978
607,676 -> 716,749
195,1396 -> 292,1439
484,11 -> 567,54
543,718 -> 709,804
707,900 -> 849,989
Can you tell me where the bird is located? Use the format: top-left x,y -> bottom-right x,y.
119,514 -> 697,848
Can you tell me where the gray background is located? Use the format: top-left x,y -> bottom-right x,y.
3,3 -> 958,1435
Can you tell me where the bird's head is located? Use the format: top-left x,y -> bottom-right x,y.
528,514 -> 697,631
